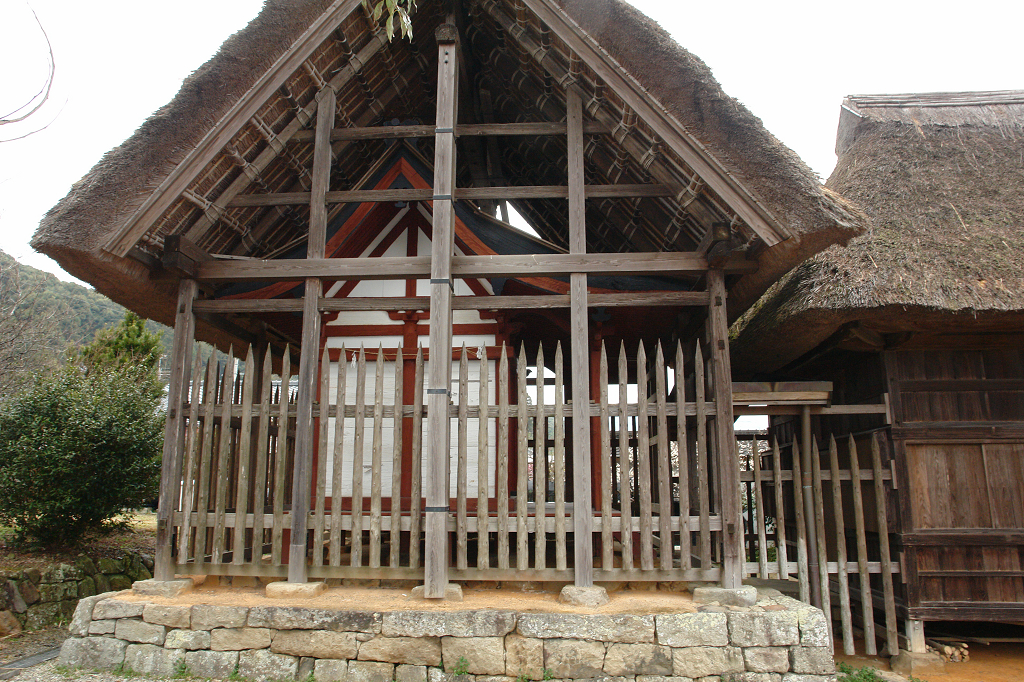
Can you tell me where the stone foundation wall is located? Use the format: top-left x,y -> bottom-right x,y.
60,591 -> 836,682
0,551 -> 152,634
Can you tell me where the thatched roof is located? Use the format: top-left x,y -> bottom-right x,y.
32,0 -> 864,350
732,91 -> 1024,376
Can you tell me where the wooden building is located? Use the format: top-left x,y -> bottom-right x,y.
732,91 -> 1024,647
31,0 -> 865,598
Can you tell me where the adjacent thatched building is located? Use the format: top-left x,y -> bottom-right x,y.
733,91 -> 1024,630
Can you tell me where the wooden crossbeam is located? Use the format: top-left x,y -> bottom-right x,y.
289,121 -> 610,142
191,291 -> 712,314
194,252 -> 756,282
226,184 -> 673,207
161,235 -> 214,278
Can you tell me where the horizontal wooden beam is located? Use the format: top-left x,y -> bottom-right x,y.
891,421 -> 1024,442
897,379 -> 1024,392
288,121 -> 610,142
901,530 -> 1024,546
732,404 -> 887,416
195,252 -> 756,282
908,603 -> 1024,622
161,235 -> 214,278
227,184 -> 672,207
192,290 -> 710,314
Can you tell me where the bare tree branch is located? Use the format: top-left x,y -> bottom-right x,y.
1,6 -> 59,142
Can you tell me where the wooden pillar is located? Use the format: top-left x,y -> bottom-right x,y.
288,85 -> 335,583
801,405 -> 822,607
155,278 -> 198,581
424,24 -> 459,598
707,270 -> 741,588
905,619 -> 927,653
567,91 -> 594,586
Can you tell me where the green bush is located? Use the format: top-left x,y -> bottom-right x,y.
0,362 -> 162,547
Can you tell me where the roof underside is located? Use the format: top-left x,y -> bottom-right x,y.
34,0 -> 868,351
122,0 -> 759,265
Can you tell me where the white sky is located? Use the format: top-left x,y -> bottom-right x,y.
1,0 -> 1022,285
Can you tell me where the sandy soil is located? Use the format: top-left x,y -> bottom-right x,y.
128,583 -> 701,615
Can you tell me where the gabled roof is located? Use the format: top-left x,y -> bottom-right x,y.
732,90 -> 1024,376
32,0 -> 865,348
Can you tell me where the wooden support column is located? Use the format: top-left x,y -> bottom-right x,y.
155,278 -> 198,581
801,405 -> 822,607
424,25 -> 459,599
288,85 -> 335,583
567,91 -> 594,586
707,270 -> 742,588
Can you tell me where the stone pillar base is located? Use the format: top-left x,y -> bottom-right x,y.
891,650 -> 945,676
131,579 -> 194,598
265,581 -> 326,599
692,585 -> 757,607
558,585 -> 609,607
410,583 -> 463,601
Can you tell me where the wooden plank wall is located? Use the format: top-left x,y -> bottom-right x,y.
886,348 -> 1024,621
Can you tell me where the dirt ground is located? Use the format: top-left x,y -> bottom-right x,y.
836,639 -> 1024,682
0,627 -> 66,667
0,512 -> 157,576
131,582 -> 700,615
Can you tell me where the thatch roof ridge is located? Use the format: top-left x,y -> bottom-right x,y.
731,91 -> 1024,375
33,0 -> 866,343
847,90 -> 1024,109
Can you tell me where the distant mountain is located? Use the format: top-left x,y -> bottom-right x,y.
0,250 -> 172,356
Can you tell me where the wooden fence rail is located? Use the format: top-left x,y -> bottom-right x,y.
740,433 -> 900,657
167,338 -> 724,583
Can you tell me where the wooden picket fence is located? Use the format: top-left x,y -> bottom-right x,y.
167,339 -> 726,582
739,432 -> 901,656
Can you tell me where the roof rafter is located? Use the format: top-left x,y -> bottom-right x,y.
516,0 -> 790,246
103,0 -> 372,258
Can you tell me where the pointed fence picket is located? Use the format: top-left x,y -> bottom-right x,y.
168,338 -> 734,584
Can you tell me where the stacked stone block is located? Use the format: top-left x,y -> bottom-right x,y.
60,593 -> 836,682
0,550 -> 153,635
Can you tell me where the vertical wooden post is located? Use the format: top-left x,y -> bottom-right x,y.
567,91 -> 594,586
288,85 -> 335,583
155,278 -> 198,581
801,405 -> 822,606
707,270 -> 741,588
424,24 -> 459,598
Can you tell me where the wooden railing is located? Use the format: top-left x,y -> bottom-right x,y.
739,432 -> 900,657
167,339 -> 725,583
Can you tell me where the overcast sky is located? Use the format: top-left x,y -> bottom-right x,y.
1,0 -> 1022,285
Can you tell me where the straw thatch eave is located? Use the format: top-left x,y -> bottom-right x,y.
33,0 -> 865,350
731,93 -> 1024,376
